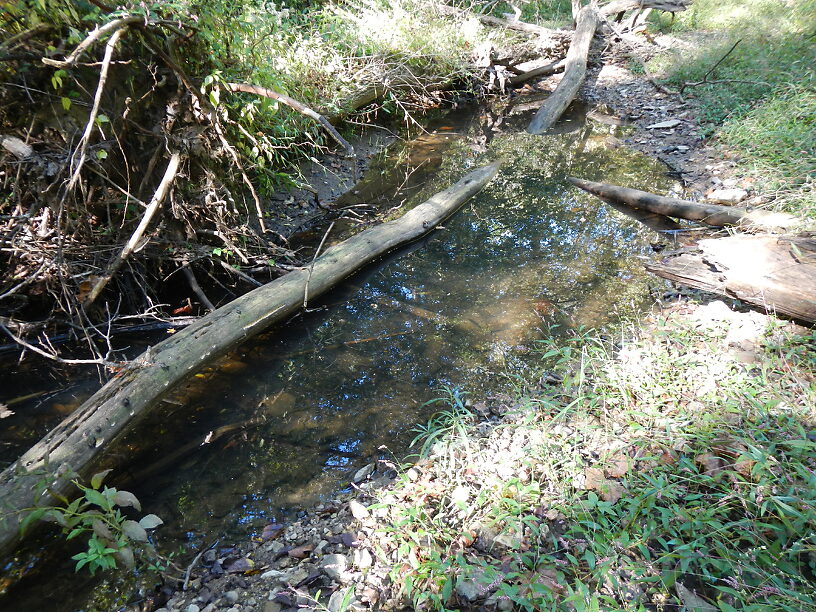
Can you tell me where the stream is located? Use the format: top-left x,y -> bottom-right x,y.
0,100 -> 677,610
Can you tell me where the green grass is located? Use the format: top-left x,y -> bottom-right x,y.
648,0 -> 816,216
372,310 -> 816,610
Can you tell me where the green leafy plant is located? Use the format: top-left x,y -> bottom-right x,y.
22,469 -> 165,576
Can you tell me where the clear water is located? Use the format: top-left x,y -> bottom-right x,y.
0,102 -> 676,610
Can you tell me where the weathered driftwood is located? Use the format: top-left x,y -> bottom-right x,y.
567,177 -> 801,230
84,153 -> 181,307
0,162 -> 500,556
647,234 -> 816,323
525,0 -> 690,134
509,59 -> 567,86
527,5 -> 599,135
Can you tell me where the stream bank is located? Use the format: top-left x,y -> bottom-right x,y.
3,2 -> 812,603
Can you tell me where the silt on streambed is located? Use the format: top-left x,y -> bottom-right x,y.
0,101 -> 678,610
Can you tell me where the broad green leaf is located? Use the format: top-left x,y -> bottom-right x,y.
139,514 -> 164,529
113,490 -> 141,512
84,488 -> 108,510
121,519 -> 147,542
90,469 -> 113,490
19,507 -> 47,536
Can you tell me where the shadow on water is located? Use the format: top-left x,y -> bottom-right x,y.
0,100 -> 679,610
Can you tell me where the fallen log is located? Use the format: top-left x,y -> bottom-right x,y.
567,177 -> 801,230
647,234 -> 816,323
509,59 -> 567,86
0,162 -> 500,556
525,0 -> 690,134
527,5 -> 599,135
224,83 -> 355,157
599,0 -> 690,17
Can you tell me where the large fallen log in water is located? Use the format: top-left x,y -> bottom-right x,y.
567,177 -> 801,230
647,234 -> 816,323
527,4 -> 599,135
526,0 -> 690,135
0,162 -> 500,556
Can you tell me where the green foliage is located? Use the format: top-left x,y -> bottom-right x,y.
24,469 -> 164,576
411,386 -> 472,457
377,313 -> 816,610
648,0 -> 816,214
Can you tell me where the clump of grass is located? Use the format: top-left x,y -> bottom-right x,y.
373,306 -> 816,610
647,0 -> 816,215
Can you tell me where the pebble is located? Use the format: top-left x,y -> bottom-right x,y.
352,548 -> 373,570
320,553 -> 348,581
263,603 -> 282,612
224,590 -> 239,604
352,463 -> 375,482
186,605 -> 200,612
708,188 -> 748,204
349,500 -> 369,520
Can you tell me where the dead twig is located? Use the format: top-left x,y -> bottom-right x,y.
678,40 -> 768,93
42,16 -> 143,68
181,265 -> 216,312
0,323 -> 122,367
66,26 -> 125,192
303,220 -> 337,310
183,539 -> 219,591
223,82 -> 355,158
84,153 -> 182,307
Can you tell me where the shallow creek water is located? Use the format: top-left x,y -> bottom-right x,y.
0,102 -> 676,610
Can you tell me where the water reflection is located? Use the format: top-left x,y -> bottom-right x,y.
118,103 -> 675,543
0,101 -> 677,609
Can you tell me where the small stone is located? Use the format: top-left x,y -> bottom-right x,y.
263,603 -> 282,612
352,548 -> 373,570
456,576 -> 484,602
260,569 -> 287,583
320,553 -> 348,581
707,188 -> 748,204
349,500 -> 369,520
352,463 -> 375,483
285,566 -> 309,585
224,591 -> 239,605
201,605 -> 216,612
646,119 -> 681,129
186,605 -> 200,612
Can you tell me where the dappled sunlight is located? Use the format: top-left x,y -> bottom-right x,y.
369,298 -> 816,609
84,103 -> 676,550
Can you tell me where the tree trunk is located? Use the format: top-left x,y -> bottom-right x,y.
567,177 -> 801,230
527,5 -> 600,135
647,234 -> 816,323
0,162 -> 500,556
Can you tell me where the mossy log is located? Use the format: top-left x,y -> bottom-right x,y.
647,234 -> 816,323
567,177 -> 801,230
0,162 -> 500,556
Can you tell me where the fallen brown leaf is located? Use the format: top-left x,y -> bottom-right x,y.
694,453 -> 725,478
288,544 -> 314,559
